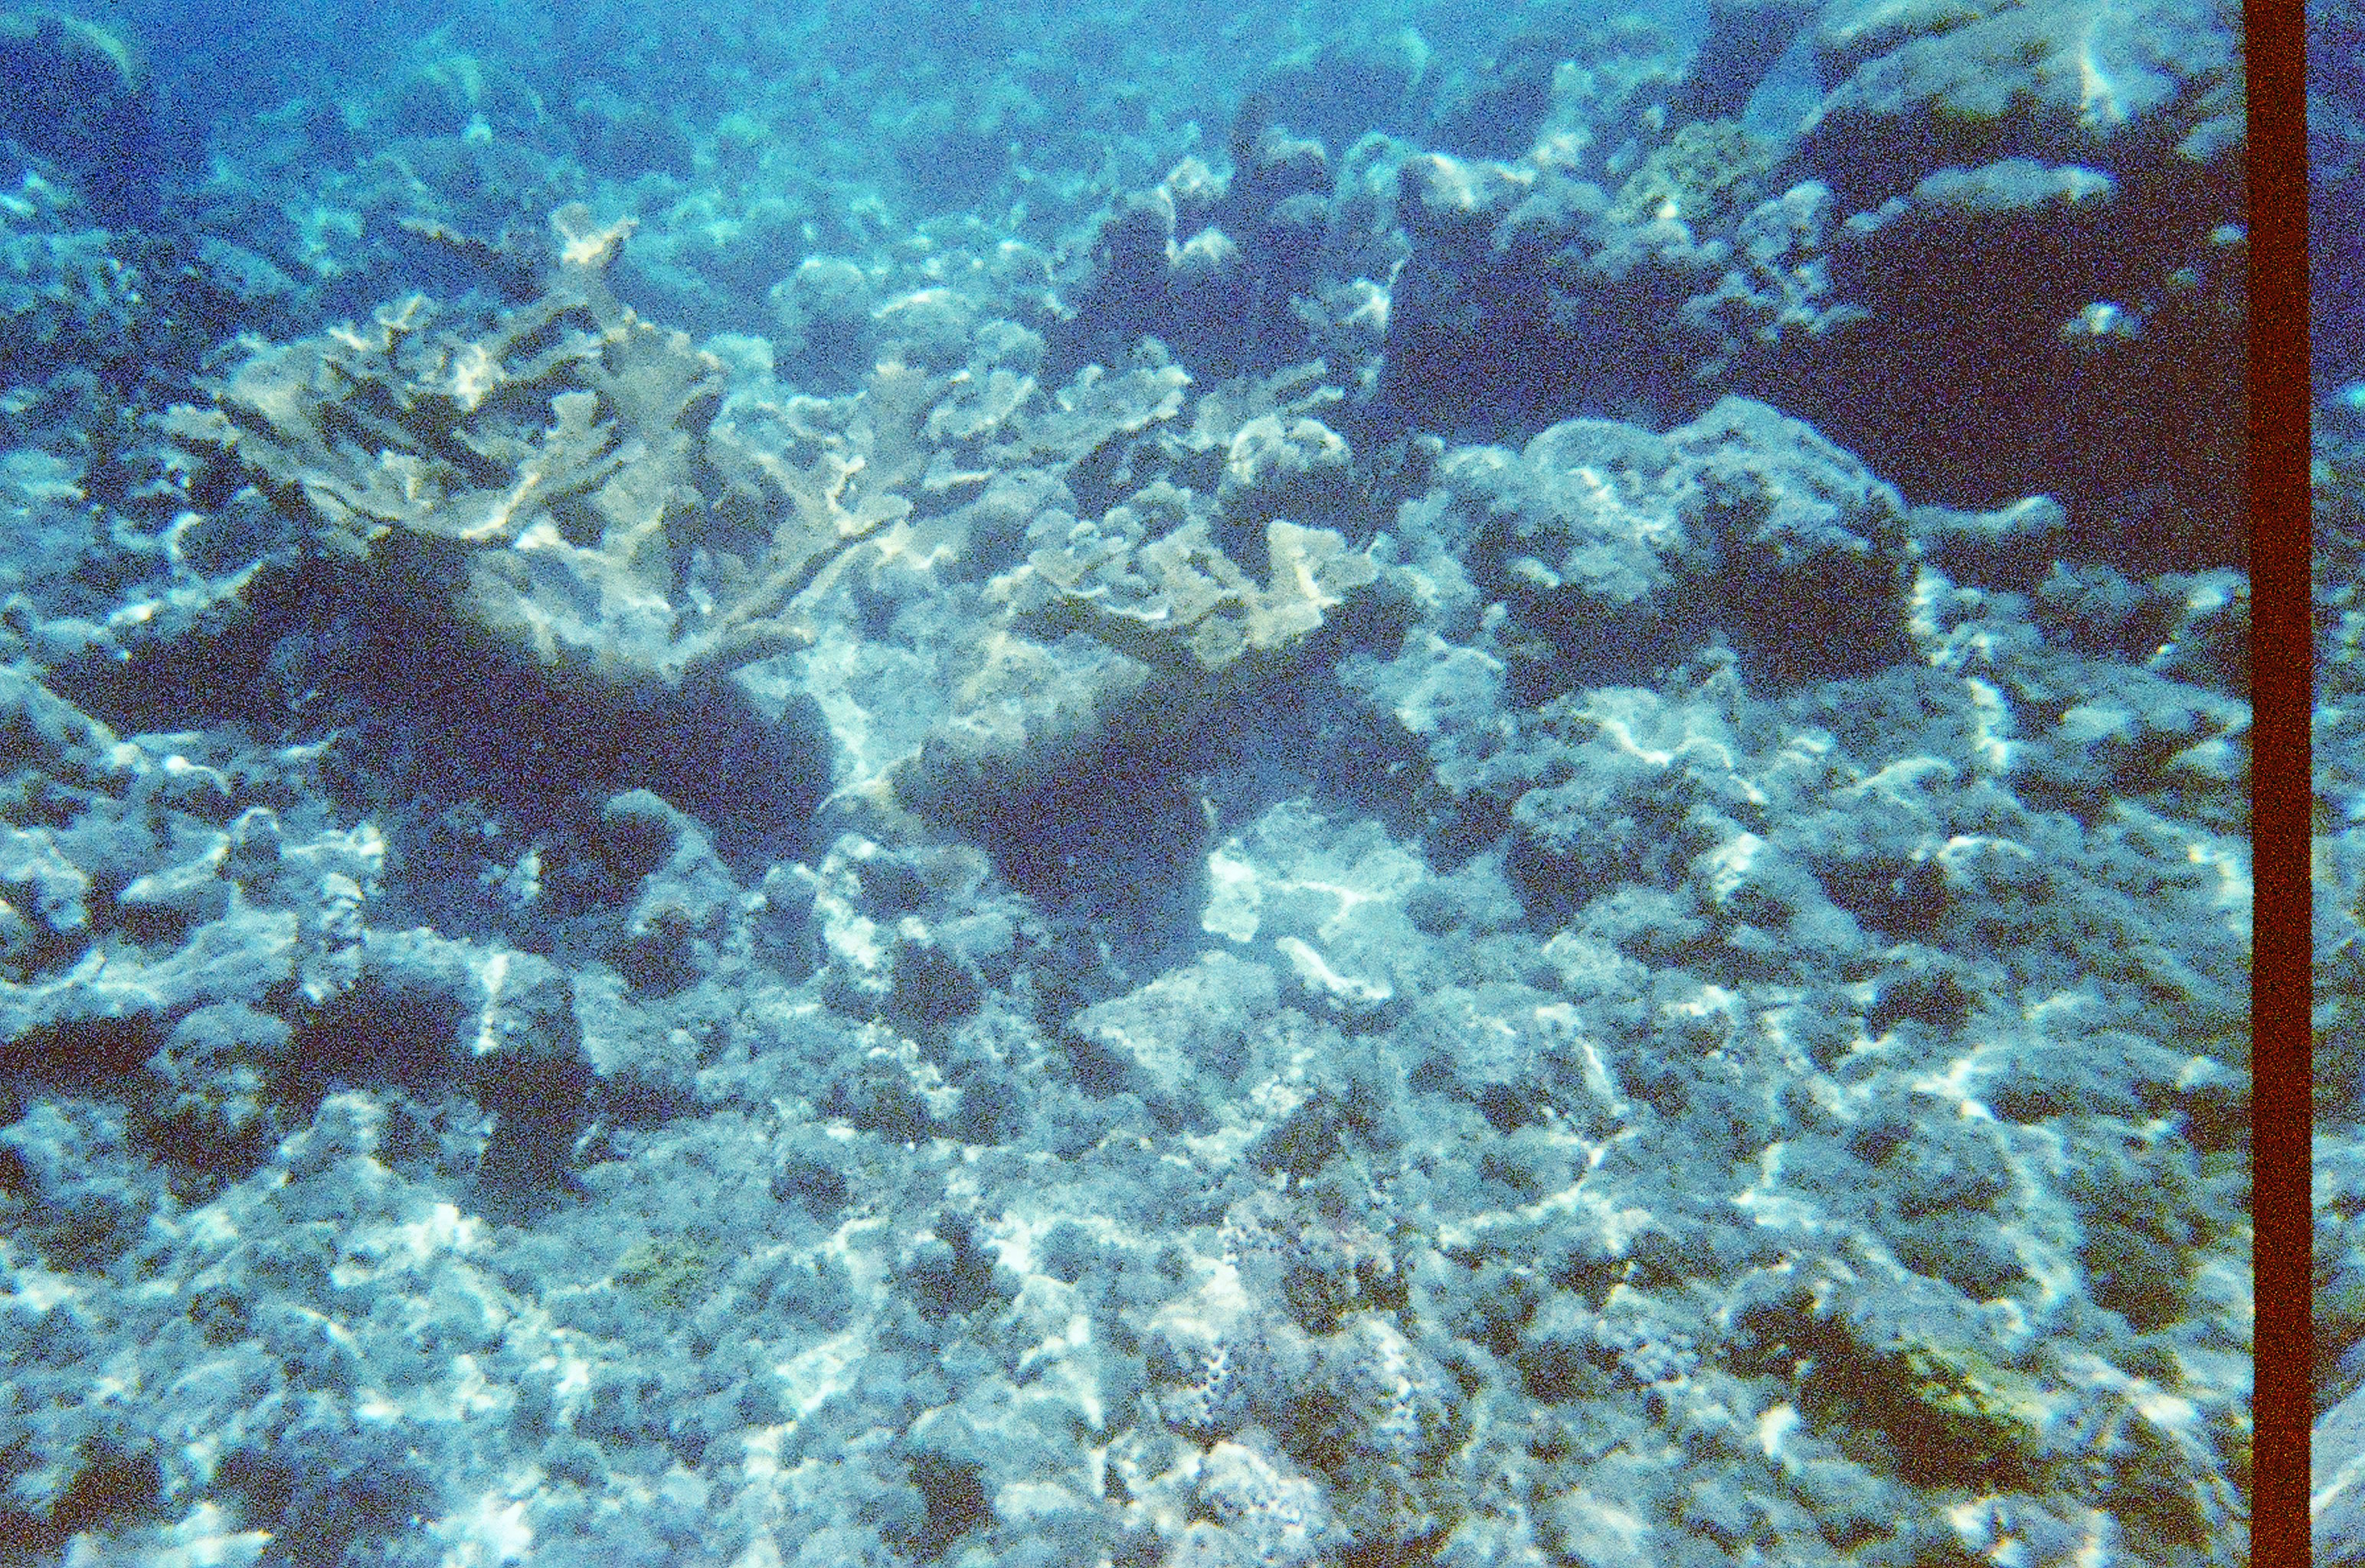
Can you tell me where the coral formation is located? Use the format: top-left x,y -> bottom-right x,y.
0,5 -> 2256,1564
160,207 -> 796,691
1002,508 -> 1377,685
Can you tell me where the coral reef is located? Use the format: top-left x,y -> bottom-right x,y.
159,207 -> 793,691
1002,508 -> 1377,685
0,4 -> 2255,1564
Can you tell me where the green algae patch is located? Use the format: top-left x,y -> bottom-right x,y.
613,1236 -> 715,1312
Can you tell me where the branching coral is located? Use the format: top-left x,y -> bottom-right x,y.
158,204 -> 941,691
1003,495 -> 1378,685
160,208 -> 1385,851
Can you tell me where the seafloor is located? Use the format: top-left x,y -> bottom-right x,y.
0,0 -> 2252,1563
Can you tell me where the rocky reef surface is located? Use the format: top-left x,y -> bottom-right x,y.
0,0 -> 2250,1563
